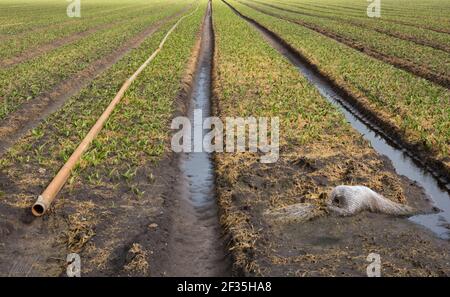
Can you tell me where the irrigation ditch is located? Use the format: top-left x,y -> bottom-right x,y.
161,0 -> 231,276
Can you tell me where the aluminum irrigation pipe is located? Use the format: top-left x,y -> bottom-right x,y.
32,2 -> 200,217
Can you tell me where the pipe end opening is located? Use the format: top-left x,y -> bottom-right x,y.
32,203 -> 45,217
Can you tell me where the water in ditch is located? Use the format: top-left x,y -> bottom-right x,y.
239,9 -> 450,240
165,1 -> 231,276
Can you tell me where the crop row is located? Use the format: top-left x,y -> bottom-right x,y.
0,1 -> 173,60
240,0 -> 450,79
0,0 -> 154,35
277,0 -> 450,31
0,1 -> 190,122
249,0 -> 450,52
227,0 -> 450,169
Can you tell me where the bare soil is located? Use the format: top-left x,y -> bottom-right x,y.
0,3 -> 196,277
1,0 -> 448,278
0,155 -> 180,276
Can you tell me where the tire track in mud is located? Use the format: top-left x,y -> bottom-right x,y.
223,0 -> 450,239
236,0 -> 450,89
0,4 -> 192,157
162,1 -> 231,276
245,0 -> 450,53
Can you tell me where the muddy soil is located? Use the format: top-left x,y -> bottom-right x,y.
215,145 -> 450,276
1,0 -> 448,277
160,1 -> 231,277
269,212 -> 450,276
0,155 -> 179,276
0,3 -> 196,277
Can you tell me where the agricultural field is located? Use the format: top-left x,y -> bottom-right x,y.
213,0 -> 449,276
0,0 -> 449,280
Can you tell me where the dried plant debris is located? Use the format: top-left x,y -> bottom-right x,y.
123,243 -> 150,276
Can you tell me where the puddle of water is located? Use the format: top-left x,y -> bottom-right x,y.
243,13 -> 450,240
181,52 -> 215,210
168,1 -> 230,276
